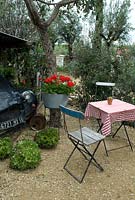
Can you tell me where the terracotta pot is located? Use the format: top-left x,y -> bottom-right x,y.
107,97 -> 113,105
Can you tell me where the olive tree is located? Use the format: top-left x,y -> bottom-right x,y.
56,9 -> 82,60
74,0 -> 132,109
23,0 -> 95,127
23,0 -> 77,73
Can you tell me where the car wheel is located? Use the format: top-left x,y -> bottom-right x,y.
29,114 -> 46,131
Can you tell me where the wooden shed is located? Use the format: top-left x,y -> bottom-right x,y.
0,31 -> 29,48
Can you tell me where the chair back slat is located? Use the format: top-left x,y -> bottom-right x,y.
59,105 -> 84,120
96,82 -> 115,87
95,81 -> 115,101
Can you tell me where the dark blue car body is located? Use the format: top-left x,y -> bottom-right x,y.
0,75 -> 37,134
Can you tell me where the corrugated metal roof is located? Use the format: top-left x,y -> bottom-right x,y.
0,31 -> 30,48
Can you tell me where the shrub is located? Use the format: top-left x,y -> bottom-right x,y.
34,128 -> 59,149
10,139 -> 41,170
0,137 -> 12,160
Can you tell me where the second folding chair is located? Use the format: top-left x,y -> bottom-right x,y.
59,105 -> 106,183
95,82 -> 115,101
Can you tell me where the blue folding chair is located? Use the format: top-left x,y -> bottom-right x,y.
59,105 -> 106,183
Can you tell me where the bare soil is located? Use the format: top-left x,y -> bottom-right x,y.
0,105 -> 135,200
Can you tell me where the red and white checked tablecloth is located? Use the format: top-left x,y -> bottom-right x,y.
84,99 -> 135,136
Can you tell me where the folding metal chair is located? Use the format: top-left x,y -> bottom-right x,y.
95,82 -> 115,101
59,105 -> 106,183
95,82 -> 115,133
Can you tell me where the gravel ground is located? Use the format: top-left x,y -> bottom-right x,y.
0,114 -> 135,200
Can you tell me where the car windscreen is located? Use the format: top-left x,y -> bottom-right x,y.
0,75 -> 22,112
0,75 -> 14,93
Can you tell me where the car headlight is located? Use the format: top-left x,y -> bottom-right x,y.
22,91 -> 33,101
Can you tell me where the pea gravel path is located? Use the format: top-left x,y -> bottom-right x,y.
0,116 -> 135,200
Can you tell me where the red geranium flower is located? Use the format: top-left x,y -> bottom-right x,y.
41,74 -> 75,95
44,77 -> 53,83
50,74 -> 57,80
67,81 -> 75,87
59,75 -> 71,82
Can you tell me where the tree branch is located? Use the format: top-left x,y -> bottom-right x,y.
24,0 -> 77,29
100,33 -> 110,47
24,0 -> 46,28
45,0 -> 77,26
36,0 -> 77,6
46,4 -> 61,26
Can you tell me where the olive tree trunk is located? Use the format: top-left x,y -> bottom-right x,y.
38,28 -> 56,73
49,109 -> 62,128
24,0 -> 75,127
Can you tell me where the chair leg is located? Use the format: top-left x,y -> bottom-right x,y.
112,122 -> 123,138
83,141 -> 104,171
96,122 -> 108,156
64,140 -> 104,183
108,122 -> 133,152
70,139 -> 90,161
64,141 -> 84,183
63,142 -> 78,169
103,140 -> 108,156
123,124 -> 133,151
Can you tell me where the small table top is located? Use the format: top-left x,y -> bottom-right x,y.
85,99 -> 135,136
89,99 -> 135,114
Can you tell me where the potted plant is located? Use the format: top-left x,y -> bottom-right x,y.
40,74 -> 75,108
